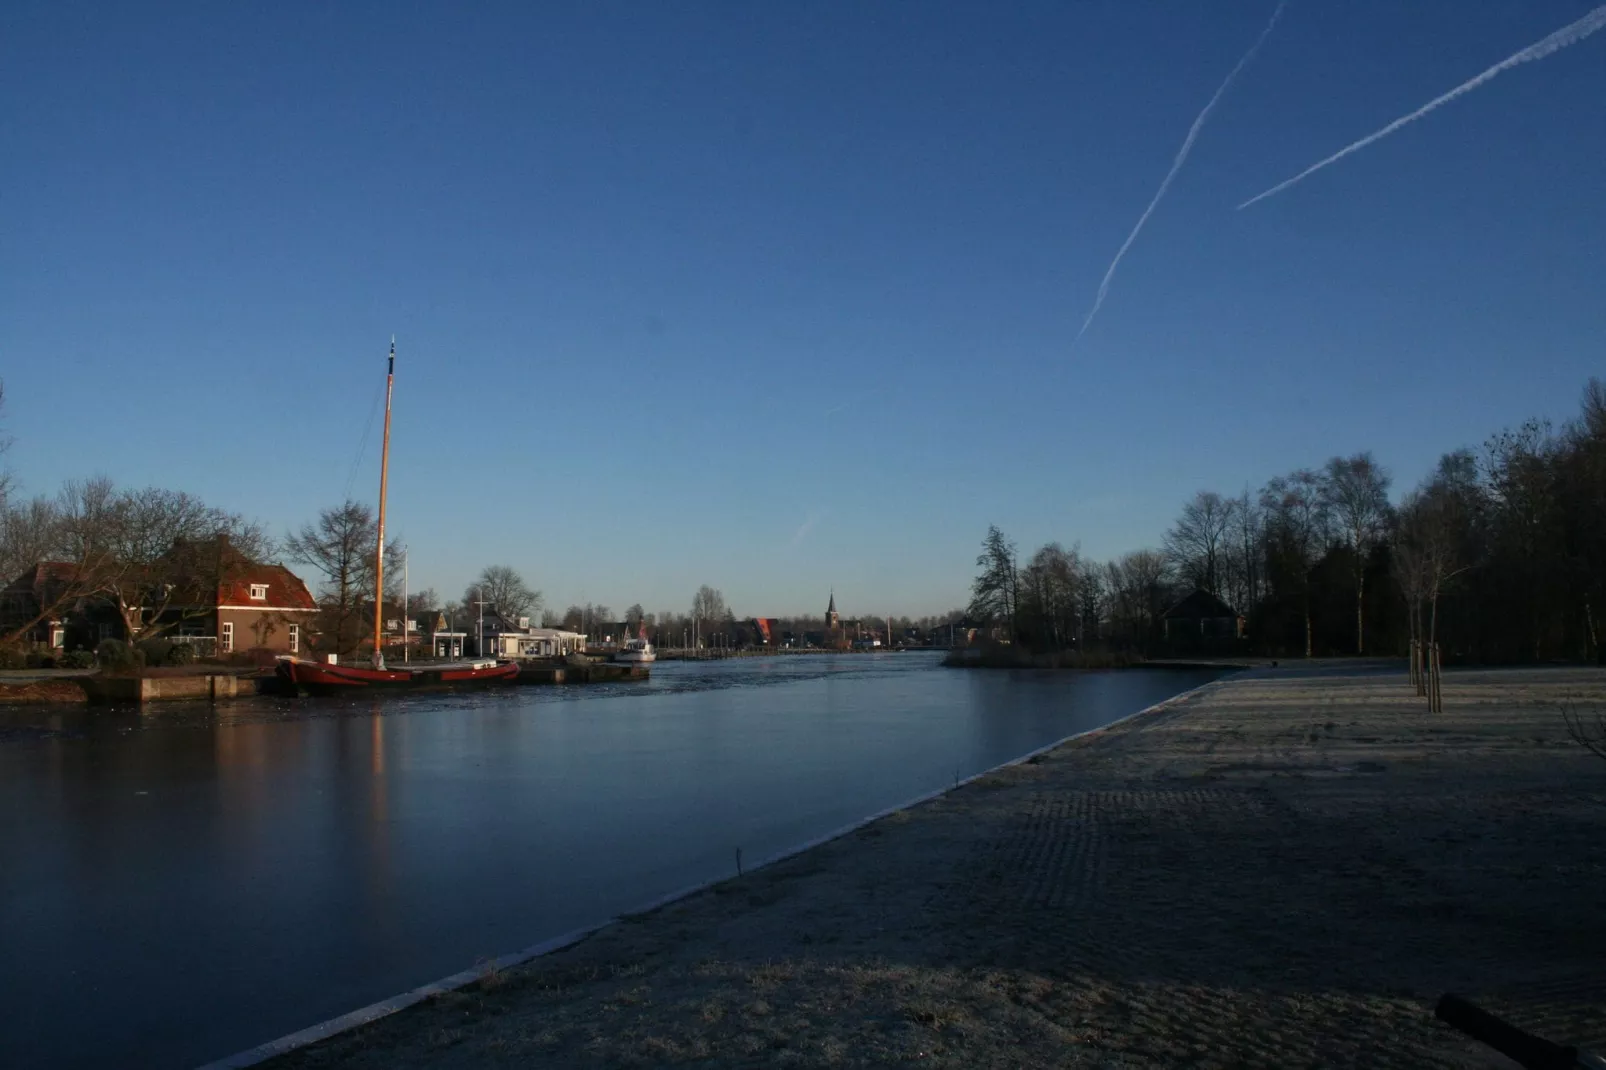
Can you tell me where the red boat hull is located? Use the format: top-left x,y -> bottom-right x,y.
276,658 -> 520,695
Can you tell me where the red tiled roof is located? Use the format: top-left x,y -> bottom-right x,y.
4,562 -> 81,595
217,563 -> 317,610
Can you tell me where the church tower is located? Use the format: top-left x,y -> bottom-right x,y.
826,589 -> 840,630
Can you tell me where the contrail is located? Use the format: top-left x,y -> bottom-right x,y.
788,510 -> 822,549
1240,3 -> 1606,209
1075,1 -> 1287,344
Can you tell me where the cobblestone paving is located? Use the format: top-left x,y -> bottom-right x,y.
277,666 -> 1606,1069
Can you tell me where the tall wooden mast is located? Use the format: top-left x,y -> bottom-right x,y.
372,338 -> 395,669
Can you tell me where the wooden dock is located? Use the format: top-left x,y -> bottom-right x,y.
513,659 -> 650,685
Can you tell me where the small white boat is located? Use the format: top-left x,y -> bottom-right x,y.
614,626 -> 656,664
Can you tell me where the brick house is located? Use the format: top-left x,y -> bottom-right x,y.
163,538 -> 318,656
1,562 -> 97,650
3,538 -> 319,657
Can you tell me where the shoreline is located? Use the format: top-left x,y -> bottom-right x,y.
202,672 -> 1233,1069
258,664 -> 1606,1068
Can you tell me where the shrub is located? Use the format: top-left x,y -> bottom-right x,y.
96,639 -> 143,674
165,642 -> 195,666
60,650 -> 97,670
228,648 -> 279,669
0,647 -> 26,671
136,638 -> 173,667
25,652 -> 58,669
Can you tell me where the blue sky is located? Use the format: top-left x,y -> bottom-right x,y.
3,1 -> 1602,618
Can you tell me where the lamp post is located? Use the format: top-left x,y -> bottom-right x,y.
401,544 -> 409,665
475,587 -> 488,659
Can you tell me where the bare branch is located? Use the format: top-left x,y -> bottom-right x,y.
1561,698 -> 1606,762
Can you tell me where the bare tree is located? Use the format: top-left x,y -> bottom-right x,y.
1225,489 -> 1264,613
1481,420 -> 1560,661
0,379 -> 12,506
1018,542 -> 1082,650
1321,454 -> 1392,655
0,495 -> 64,587
691,585 -> 727,627
1103,549 -> 1171,651
1164,491 -> 1237,595
1078,568 -> 1105,645
1260,469 -> 1330,657
285,500 -> 399,656
1392,515 -> 1433,693
1562,379 -> 1606,661
466,565 -> 540,622
46,479 -> 269,644
0,493 -> 74,646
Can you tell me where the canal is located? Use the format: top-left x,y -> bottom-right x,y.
0,655 -> 1222,1068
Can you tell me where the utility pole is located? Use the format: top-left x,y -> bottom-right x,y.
475,586 -> 489,659
402,544 -> 409,664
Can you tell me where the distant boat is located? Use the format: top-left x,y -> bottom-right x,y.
277,341 -> 519,695
614,623 -> 656,664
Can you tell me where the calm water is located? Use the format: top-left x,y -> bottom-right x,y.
0,655 -> 1220,1069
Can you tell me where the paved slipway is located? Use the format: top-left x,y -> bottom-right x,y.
273,666 -> 1606,1069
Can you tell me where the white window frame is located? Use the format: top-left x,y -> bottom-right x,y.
221,622 -> 234,653
288,624 -> 299,653
249,584 -> 268,601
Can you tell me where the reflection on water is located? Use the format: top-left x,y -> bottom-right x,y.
0,655 -> 1220,1069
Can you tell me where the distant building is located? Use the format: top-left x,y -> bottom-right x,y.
1161,589 -> 1246,642
750,617 -> 779,646
469,607 -> 586,658
1,563 -> 87,650
823,589 -> 855,650
487,627 -> 587,659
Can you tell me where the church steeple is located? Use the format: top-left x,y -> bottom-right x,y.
826,588 -> 840,629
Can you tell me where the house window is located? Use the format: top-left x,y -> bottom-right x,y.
249,584 -> 268,601
221,622 -> 234,653
288,624 -> 299,653
51,627 -> 65,650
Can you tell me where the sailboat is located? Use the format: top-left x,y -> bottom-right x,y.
277,341 -> 521,695
613,620 -> 656,664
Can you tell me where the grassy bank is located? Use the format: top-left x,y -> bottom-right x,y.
0,678 -> 92,704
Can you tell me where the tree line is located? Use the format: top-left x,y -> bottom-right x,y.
970,378 -> 1605,664
0,384 -> 553,658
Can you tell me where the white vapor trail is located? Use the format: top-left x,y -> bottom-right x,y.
1240,3 -> 1606,209
1075,1 -> 1287,344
